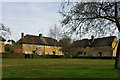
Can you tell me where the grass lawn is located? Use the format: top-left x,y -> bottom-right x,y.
2,59 -> 118,78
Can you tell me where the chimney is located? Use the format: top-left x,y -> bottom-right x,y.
91,35 -> 94,42
39,34 -> 42,39
21,33 -> 24,38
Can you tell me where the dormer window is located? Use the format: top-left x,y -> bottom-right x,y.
26,44 -> 30,47
47,46 -> 50,48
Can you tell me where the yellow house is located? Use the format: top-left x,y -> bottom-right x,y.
70,36 -> 118,57
15,33 -> 63,55
0,36 -> 6,53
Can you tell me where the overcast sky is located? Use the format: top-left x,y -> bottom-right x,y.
2,2 -> 62,41
1,1 -> 119,42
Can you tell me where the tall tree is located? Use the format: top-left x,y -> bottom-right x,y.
60,1 -> 120,69
7,39 -> 15,45
0,23 -> 11,39
48,24 -> 61,41
59,34 -> 72,53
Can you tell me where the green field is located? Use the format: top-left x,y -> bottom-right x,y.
2,59 -> 118,78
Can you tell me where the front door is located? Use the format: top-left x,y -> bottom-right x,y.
53,51 -> 55,55
33,50 -> 35,54
98,52 -> 102,57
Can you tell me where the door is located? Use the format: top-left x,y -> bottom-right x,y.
98,52 -> 102,57
53,51 -> 55,55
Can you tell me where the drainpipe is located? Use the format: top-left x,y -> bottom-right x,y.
44,45 -> 45,55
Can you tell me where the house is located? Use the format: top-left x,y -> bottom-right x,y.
15,33 -> 63,55
0,36 -> 6,53
70,36 -> 118,57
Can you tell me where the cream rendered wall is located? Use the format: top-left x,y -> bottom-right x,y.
22,44 -> 63,55
0,41 -> 5,53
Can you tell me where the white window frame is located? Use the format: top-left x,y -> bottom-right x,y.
47,52 -> 50,55
104,52 -> 109,56
25,51 -> 30,54
113,52 -> 115,56
38,51 -> 42,55
93,53 -> 96,56
58,47 -> 60,49
38,45 -> 42,47
47,46 -> 50,48
26,44 -> 30,47
33,45 -> 35,47
57,52 -> 60,55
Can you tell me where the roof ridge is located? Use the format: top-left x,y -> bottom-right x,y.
78,36 -> 116,41
16,34 -> 60,46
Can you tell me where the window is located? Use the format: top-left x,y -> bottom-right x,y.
84,46 -> 86,49
57,52 -> 60,55
98,52 -> 102,57
93,53 -> 96,56
77,52 -> 82,55
26,44 -> 30,47
38,45 -> 42,47
113,52 -> 114,56
47,46 -> 50,48
47,52 -> 50,55
38,51 -> 42,55
105,46 -> 109,49
104,53 -> 109,56
25,51 -> 30,54
84,52 -> 87,55
33,45 -> 35,47
0,49 -> 1,53
93,47 -> 96,50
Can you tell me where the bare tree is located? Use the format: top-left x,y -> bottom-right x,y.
59,34 -> 72,53
7,39 -> 15,45
0,23 -> 11,39
48,24 -> 61,41
60,1 -> 120,69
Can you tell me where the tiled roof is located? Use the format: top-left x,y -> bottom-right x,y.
16,34 -> 61,46
71,36 -> 117,48
0,36 -> 6,41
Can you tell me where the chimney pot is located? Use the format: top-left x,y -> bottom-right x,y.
21,33 -> 24,38
91,35 -> 94,41
39,34 -> 42,39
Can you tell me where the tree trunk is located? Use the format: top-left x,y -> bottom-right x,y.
114,41 -> 120,69
114,2 -> 120,69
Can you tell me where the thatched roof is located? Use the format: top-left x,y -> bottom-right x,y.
16,34 -> 61,46
71,36 -> 117,48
